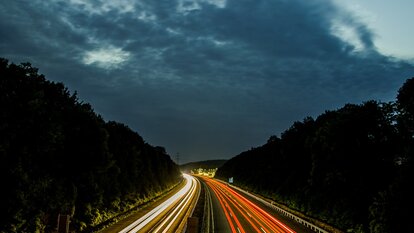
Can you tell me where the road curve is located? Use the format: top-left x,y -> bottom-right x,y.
119,174 -> 199,233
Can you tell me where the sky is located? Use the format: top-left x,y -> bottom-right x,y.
1,0 -> 414,164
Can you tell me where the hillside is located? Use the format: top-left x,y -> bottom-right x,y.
216,78 -> 414,233
0,59 -> 181,232
180,159 -> 227,173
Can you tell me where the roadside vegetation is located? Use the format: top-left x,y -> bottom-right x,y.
0,58 -> 181,232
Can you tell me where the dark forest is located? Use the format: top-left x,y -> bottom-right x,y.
216,77 -> 414,233
0,59 -> 181,232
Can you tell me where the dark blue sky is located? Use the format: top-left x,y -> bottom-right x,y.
1,0 -> 413,163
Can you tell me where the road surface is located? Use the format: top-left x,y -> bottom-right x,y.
199,179 -> 232,232
201,177 -> 315,233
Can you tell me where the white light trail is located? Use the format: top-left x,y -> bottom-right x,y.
119,174 -> 195,233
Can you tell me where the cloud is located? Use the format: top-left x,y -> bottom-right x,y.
67,0 -> 136,15
1,0 -> 414,162
177,0 -> 227,14
330,19 -> 366,52
82,46 -> 131,69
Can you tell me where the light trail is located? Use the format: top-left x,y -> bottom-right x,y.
207,179 -> 238,233
207,179 -> 247,233
223,183 -> 295,233
203,177 -> 296,233
207,178 -> 261,232
119,174 -> 198,233
153,176 -> 197,233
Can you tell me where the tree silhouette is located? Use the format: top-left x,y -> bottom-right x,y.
216,80 -> 413,232
0,58 -> 181,232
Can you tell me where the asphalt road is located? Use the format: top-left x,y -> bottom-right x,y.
198,176 -> 232,233
233,187 -> 316,233
101,175 -> 317,233
200,177 -> 315,233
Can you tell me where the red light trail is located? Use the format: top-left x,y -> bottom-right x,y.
203,177 -> 296,233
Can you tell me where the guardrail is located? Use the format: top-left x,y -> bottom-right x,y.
228,184 -> 330,233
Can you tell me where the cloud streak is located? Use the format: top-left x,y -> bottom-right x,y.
1,0 -> 413,163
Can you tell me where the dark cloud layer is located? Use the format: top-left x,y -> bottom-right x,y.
1,0 -> 413,163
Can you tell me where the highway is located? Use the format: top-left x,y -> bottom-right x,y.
102,174 -> 315,233
199,179 -> 232,232
118,174 -> 199,233
200,177 -> 315,233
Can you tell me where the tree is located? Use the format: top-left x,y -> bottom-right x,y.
0,58 -> 181,232
217,89 -> 409,232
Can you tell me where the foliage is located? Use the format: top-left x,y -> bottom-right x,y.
0,58 -> 181,232
216,78 -> 414,232
179,159 -> 227,173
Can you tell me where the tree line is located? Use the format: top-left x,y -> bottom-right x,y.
216,77 -> 414,232
0,58 -> 181,232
